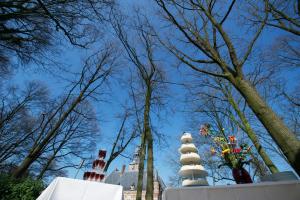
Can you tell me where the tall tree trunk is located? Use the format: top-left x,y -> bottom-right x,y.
228,75 -> 300,175
136,131 -> 146,200
136,85 -> 153,200
145,132 -> 153,200
221,83 -> 279,174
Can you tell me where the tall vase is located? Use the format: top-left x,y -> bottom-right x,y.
232,167 -> 253,184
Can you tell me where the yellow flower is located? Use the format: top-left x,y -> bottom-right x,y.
222,148 -> 230,155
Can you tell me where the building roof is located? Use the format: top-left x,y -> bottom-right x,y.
105,170 -> 166,190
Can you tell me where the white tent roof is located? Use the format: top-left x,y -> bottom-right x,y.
37,177 -> 123,200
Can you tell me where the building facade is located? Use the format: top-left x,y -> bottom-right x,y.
105,147 -> 165,200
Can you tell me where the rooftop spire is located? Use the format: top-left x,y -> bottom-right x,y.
129,146 -> 140,171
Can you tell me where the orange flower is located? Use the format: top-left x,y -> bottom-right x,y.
228,135 -> 236,144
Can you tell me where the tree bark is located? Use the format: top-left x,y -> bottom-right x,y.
145,132 -> 153,200
144,84 -> 153,200
137,84 -> 153,200
228,75 -> 300,175
221,84 -> 279,174
136,131 -> 146,200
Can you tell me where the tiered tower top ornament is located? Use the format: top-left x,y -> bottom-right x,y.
179,132 -> 208,186
83,149 -> 107,182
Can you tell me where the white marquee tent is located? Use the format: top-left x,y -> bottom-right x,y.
37,177 -> 123,200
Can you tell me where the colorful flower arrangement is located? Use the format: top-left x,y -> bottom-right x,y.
200,123 -> 253,184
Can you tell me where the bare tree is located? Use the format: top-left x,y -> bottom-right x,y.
248,0 -> 300,108
0,82 -> 48,166
0,0 -> 114,67
215,79 -> 279,174
191,94 -> 264,182
112,11 -> 167,200
263,0 -> 300,36
184,72 -> 278,177
35,100 -> 99,179
155,0 -> 300,175
278,85 -> 300,138
104,110 -> 138,172
167,152 -> 181,187
12,45 -> 116,178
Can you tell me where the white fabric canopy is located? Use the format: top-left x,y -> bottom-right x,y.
37,177 -> 123,200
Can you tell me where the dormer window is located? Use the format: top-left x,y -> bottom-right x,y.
130,183 -> 135,190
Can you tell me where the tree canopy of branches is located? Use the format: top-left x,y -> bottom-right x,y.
0,82 -> 48,167
191,92 -> 269,182
104,110 -> 138,172
112,10 -> 167,200
34,100 -> 99,180
155,0 -> 300,175
0,0 -> 114,67
12,45 -> 116,178
186,74 -> 279,174
264,0 -> 300,36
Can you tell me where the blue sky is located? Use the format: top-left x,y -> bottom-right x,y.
8,0 -> 299,186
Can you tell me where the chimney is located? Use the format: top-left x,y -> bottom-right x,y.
121,165 -> 126,175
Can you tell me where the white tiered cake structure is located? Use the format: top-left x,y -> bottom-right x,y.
179,132 -> 208,186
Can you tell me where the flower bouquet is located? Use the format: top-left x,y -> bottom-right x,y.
200,124 -> 253,184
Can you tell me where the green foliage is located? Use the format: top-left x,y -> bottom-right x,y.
0,174 -> 44,200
